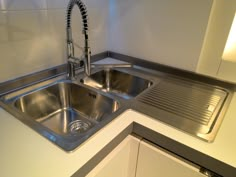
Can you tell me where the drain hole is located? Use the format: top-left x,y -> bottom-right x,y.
68,120 -> 92,134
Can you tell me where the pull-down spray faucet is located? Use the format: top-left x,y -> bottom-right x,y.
66,0 -> 91,79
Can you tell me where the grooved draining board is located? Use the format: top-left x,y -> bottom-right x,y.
135,77 -> 229,141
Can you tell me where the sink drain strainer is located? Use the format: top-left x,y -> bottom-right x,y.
68,120 -> 92,134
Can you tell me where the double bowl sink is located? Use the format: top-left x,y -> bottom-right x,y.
0,69 -> 152,151
0,65 -> 232,151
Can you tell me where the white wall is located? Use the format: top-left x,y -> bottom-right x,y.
2,0 -> 235,83
108,0 -> 213,72
0,0 -> 109,82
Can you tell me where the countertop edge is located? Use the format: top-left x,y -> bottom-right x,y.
71,113 -> 236,177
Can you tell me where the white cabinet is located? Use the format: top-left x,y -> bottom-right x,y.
86,136 -> 213,177
136,140 -> 206,177
197,0 -> 236,82
85,135 -> 140,177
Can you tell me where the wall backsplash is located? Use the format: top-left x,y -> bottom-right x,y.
0,0 -> 109,82
108,0 -> 213,72
2,0 -> 234,84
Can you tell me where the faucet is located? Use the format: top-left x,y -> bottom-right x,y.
66,0 -> 91,79
66,0 -> 133,80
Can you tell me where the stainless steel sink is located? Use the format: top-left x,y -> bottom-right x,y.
0,63 -> 233,150
82,69 -> 152,99
0,80 -> 120,151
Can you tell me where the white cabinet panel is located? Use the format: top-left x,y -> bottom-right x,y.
86,135 -> 140,177
136,140 -> 206,177
197,0 -> 236,82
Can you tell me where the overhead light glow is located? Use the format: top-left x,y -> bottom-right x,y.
222,13 -> 236,62
0,0 -> 6,10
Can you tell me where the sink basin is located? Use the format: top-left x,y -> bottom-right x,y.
0,81 -> 120,151
82,69 -> 152,99
14,82 -> 119,135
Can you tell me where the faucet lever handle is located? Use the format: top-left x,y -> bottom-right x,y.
68,56 -> 83,65
67,41 -> 74,58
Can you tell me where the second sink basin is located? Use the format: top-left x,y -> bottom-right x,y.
82,69 -> 152,99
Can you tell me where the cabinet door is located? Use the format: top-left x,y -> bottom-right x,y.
86,135 -> 140,177
136,140 -> 206,177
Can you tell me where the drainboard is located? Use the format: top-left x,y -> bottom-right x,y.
135,77 -> 229,142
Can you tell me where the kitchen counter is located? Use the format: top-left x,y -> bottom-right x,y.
1,58 -> 236,177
